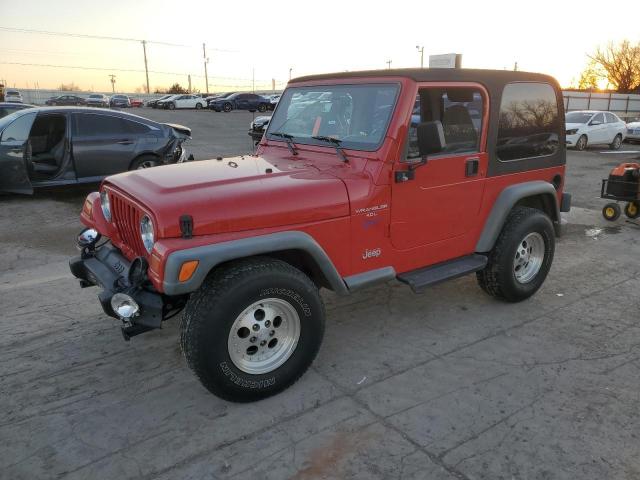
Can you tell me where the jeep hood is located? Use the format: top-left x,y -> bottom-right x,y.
105,155 -> 349,238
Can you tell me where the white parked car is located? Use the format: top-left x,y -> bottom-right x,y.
4,89 -> 23,103
159,94 -> 206,110
625,121 -> 640,143
565,110 -> 626,151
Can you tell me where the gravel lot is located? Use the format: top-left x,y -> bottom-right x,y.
1,109 -> 640,480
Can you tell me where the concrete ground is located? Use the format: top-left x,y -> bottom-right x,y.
1,110 -> 640,479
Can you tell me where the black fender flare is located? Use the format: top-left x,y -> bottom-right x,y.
163,231 -> 348,296
475,181 -> 560,253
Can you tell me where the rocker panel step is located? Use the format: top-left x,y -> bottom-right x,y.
397,254 -> 488,293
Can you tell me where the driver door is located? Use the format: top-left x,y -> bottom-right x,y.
0,111 -> 36,194
390,85 -> 488,258
589,113 -> 607,143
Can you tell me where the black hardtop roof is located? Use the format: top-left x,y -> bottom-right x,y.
290,68 -> 560,89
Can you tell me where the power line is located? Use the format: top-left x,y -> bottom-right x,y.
0,26 -> 188,47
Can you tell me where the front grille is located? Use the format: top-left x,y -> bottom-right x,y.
109,192 -> 147,259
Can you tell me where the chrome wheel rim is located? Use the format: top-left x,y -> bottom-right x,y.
513,232 -> 545,284
227,298 -> 301,375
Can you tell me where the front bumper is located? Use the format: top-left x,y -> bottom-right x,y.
69,243 -> 164,334
565,133 -> 579,146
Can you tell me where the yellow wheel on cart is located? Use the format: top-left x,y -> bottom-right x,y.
624,201 -> 640,219
602,203 -> 621,221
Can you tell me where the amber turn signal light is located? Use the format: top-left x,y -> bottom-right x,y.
178,260 -> 199,282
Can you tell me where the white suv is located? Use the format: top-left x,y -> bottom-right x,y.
566,110 -> 626,150
4,89 -> 23,103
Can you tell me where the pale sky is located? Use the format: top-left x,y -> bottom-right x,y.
1,0 -> 638,93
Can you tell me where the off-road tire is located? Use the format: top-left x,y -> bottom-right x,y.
180,257 -> 325,402
476,207 -> 555,302
575,135 -> 587,151
609,134 -> 622,150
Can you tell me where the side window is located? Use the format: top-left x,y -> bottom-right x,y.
123,119 -> 150,134
592,113 -> 605,124
0,112 -> 37,143
407,87 -> 484,160
605,113 -> 617,123
496,82 -> 560,161
75,114 -> 126,136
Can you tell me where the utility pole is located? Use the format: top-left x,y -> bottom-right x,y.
141,40 -> 150,94
289,67 -> 292,81
514,61 -> 518,71
188,74 -> 192,93
202,43 -> 209,94
386,59 -> 392,69
252,68 -> 255,93
416,45 -> 424,68
109,74 -> 116,93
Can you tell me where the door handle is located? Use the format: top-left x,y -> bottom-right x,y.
117,139 -> 134,145
465,157 -> 479,177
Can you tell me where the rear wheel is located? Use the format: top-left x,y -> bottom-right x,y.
602,203 -> 621,221
180,257 -> 325,402
195,103 -> 203,110
130,155 -> 160,170
610,134 -> 622,150
575,135 -> 588,151
477,207 -> 555,302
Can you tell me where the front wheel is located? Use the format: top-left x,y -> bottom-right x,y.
477,207 -> 555,302
610,134 -> 622,150
130,155 -> 160,170
168,102 -> 176,110
180,257 -> 325,402
258,103 -> 267,112
223,102 -> 232,112
575,135 -> 588,151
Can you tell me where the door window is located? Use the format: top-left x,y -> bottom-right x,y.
496,82 -> 560,161
591,113 -> 605,125
605,113 -> 618,123
407,87 -> 484,160
123,119 -> 150,134
75,114 -> 126,136
0,112 -> 37,143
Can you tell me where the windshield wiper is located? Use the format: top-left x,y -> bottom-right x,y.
270,132 -> 298,155
311,136 -> 348,163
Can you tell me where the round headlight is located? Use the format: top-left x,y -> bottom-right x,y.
140,215 -> 155,253
100,190 -> 111,221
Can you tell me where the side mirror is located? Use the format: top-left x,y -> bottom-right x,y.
417,121 -> 446,157
589,120 -> 602,126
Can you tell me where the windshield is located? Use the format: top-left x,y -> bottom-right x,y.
566,112 -> 594,124
267,83 -> 399,151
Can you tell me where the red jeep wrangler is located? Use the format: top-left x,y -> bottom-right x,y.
71,69 -> 571,402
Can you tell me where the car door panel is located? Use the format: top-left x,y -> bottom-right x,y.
72,113 -> 138,178
0,112 -> 37,193
390,84 -> 488,259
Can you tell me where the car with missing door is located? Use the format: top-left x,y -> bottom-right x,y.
0,107 -> 191,194
69,68 -> 570,402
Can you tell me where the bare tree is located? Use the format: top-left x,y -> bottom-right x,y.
588,40 -> 640,93
577,60 -> 603,91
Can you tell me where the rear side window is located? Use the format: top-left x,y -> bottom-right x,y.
123,119 -> 151,134
75,113 -> 126,136
496,82 -> 560,161
605,113 -> 618,123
